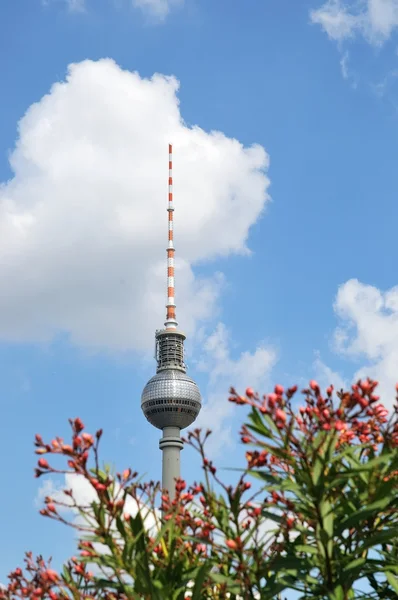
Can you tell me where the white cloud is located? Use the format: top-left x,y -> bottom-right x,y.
193,323 -> 277,455
0,59 -> 270,352
340,51 -> 350,78
331,278 -> 398,408
311,0 -> 359,41
132,0 -> 183,20
311,0 -> 398,45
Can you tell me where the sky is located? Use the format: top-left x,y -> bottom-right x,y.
1,0 -> 398,588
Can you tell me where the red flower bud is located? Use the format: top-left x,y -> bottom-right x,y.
226,539 -> 238,550
74,418 -> 84,432
94,482 -> 107,492
44,569 -> 58,583
61,445 -> 73,454
274,384 -> 284,395
335,420 -> 346,431
38,458 -> 49,469
81,432 -> 94,446
275,408 -> 287,423
246,387 -> 255,398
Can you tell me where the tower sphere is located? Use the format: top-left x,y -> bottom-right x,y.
141,368 -> 201,430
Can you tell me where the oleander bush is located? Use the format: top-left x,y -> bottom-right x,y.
1,379 -> 398,599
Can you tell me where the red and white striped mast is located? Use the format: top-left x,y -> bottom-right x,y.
165,143 -> 178,330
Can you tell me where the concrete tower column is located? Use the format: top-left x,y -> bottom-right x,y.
159,426 -> 184,496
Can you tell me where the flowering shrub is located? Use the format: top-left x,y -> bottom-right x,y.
1,379 -> 398,599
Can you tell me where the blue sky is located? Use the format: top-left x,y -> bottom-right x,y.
1,0 -> 398,589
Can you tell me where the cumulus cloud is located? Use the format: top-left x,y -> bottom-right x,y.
0,59 -> 270,352
310,0 -> 398,45
132,0 -> 183,20
331,278 -> 398,408
193,323 -> 277,455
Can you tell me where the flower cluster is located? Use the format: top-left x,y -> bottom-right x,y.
230,379 -> 398,453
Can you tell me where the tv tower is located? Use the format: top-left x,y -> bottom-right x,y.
141,144 -> 202,497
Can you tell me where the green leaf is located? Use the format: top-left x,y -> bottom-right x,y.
294,544 -> 319,555
320,499 -> 334,538
360,528 -> 398,551
329,585 -> 344,600
386,571 -> 398,594
339,496 -> 394,531
343,557 -> 366,573
260,509 -> 283,524
116,516 -> 126,538
62,565 -> 72,584
209,572 -> 241,594
190,564 -> 211,600
312,456 -> 324,486
248,470 -> 280,485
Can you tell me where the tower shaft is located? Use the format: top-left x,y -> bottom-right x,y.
159,427 -> 183,497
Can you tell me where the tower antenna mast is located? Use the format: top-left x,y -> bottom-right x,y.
165,144 -> 177,330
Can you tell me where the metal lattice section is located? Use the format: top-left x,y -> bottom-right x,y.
156,330 -> 185,372
141,370 -> 202,430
